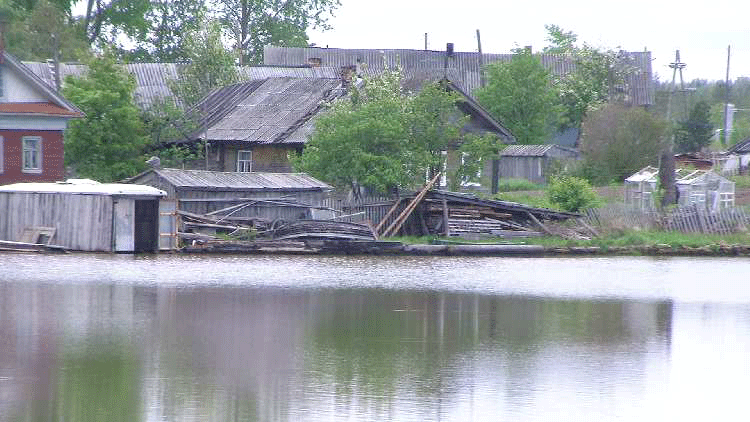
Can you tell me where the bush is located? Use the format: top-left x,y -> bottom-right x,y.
496,178 -> 544,192
547,176 -> 599,212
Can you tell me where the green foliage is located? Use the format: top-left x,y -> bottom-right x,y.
547,175 -> 599,212
169,18 -> 239,108
63,53 -> 148,182
579,104 -> 667,184
496,178 -> 544,192
675,101 -> 713,153
2,0 -> 89,61
475,50 -> 559,144
123,0 -> 206,62
78,0 -> 152,48
544,25 -> 632,131
215,0 -> 341,65
296,72 -> 487,194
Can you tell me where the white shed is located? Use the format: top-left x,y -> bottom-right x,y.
0,179 -> 169,252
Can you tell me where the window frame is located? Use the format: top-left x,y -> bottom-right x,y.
0,136 -> 4,174
236,150 -> 252,172
22,136 -> 43,174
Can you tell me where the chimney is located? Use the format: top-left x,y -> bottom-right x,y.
340,65 -> 356,87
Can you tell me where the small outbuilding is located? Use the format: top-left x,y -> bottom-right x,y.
498,144 -> 581,185
126,168 -> 332,224
624,167 -> 735,211
0,179 -> 167,252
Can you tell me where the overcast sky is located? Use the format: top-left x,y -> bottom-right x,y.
308,0 -> 750,82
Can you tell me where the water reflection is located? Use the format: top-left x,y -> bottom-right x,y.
1,254 -> 749,421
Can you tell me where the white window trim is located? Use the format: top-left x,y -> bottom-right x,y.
0,136 -> 4,174
236,150 -> 252,172
22,136 -> 43,174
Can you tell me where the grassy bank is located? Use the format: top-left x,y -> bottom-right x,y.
391,230 -> 750,250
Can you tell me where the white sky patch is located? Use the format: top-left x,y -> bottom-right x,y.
69,0 -> 750,81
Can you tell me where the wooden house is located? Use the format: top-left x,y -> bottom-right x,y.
0,52 -> 83,185
498,144 -> 581,185
0,179 -> 167,252
177,77 -> 347,173
175,75 -> 514,193
126,167 -> 332,223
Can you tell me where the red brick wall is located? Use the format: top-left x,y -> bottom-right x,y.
0,130 -> 65,184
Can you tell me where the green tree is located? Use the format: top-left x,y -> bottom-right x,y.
63,53 -> 148,182
296,71 -> 496,193
675,101 -> 713,153
76,0 -> 151,49
475,50 -> 559,144
1,0 -> 89,61
578,104 -> 667,184
213,0 -> 340,65
544,24 -> 632,131
123,0 -> 206,62
170,18 -> 239,108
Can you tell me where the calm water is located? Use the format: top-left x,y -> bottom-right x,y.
1,254 -> 750,421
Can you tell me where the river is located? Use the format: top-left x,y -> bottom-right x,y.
1,253 -> 750,421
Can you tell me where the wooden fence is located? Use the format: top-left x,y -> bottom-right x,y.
584,204 -> 750,235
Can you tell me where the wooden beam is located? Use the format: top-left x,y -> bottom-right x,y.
381,173 -> 441,237
374,198 -> 404,235
526,211 -> 553,236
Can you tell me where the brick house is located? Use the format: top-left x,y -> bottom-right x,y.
0,51 -> 83,185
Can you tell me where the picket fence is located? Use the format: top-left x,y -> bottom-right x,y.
584,204 -> 750,235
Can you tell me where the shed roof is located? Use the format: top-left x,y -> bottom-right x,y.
0,179 -> 165,196
138,168 -> 331,191
500,144 -> 578,157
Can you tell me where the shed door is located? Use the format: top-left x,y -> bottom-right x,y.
114,199 -> 135,252
159,200 -> 178,250
134,199 -> 159,253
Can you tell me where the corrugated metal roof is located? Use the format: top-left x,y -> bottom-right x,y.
500,144 -> 574,157
263,46 -> 654,106
192,77 -> 344,144
0,179 -> 166,196
148,168 -> 331,190
23,61 -> 342,111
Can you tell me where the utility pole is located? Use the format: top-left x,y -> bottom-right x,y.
723,45 -> 731,145
660,50 -> 687,207
476,29 -> 485,88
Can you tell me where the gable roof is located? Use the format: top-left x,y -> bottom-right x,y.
23,61 -> 341,110
131,168 -> 330,191
184,77 -> 345,145
2,52 -> 83,118
264,46 -> 654,107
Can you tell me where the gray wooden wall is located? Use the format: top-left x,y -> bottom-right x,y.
0,192 -> 114,251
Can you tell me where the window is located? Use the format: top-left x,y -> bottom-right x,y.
236,150 -> 252,172
0,66 -> 4,98
22,136 -> 42,173
0,136 -> 3,173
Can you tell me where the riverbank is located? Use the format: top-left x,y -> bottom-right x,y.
178,237 -> 750,257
